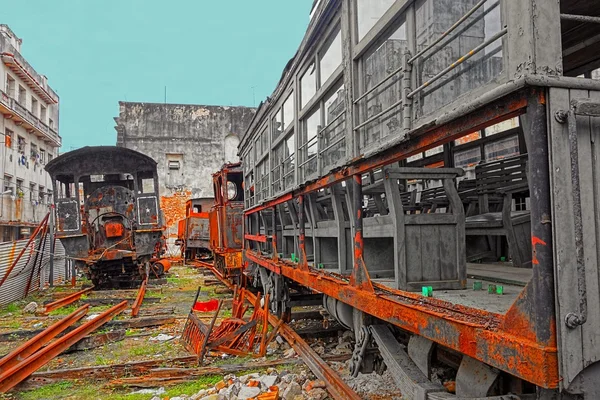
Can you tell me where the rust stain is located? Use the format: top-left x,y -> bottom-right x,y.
531,236 -> 547,265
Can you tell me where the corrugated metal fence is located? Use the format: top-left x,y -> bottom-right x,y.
0,220 -> 68,306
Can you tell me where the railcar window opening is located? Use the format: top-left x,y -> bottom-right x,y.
357,18 -> 407,152
300,62 -> 317,109
414,0 -> 505,117
356,0 -> 396,42
319,28 -> 342,88
140,178 -> 155,194
225,172 -> 244,203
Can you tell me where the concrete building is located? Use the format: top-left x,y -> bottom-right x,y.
114,102 -> 255,248
0,25 -> 60,242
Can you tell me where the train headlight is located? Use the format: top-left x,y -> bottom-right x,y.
226,181 -> 237,200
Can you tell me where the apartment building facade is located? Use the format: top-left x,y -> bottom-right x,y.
0,25 -> 60,242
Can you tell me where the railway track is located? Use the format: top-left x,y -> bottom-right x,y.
189,259 -> 362,400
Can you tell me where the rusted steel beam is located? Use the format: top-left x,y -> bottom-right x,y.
244,234 -> 268,243
245,90 -> 529,215
29,356 -> 199,381
131,279 -> 148,318
108,354 -> 352,388
241,289 -> 360,400
0,305 -> 89,374
43,286 -> 94,314
245,250 -> 559,389
0,300 -> 127,393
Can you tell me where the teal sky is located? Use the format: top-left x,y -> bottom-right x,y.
4,1 -> 312,151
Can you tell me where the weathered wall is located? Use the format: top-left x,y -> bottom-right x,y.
114,102 -> 255,250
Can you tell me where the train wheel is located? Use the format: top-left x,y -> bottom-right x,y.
152,262 -> 165,276
258,267 -> 290,319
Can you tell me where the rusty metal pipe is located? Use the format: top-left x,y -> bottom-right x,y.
0,300 -> 127,393
0,304 -> 89,373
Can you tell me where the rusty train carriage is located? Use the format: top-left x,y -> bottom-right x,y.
209,162 -> 245,280
177,198 -> 213,262
236,0 -> 600,398
45,146 -> 163,288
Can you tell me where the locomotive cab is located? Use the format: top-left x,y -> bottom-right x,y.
209,162 -> 244,281
46,146 -> 163,288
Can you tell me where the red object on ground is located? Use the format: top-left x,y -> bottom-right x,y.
193,298 -> 219,312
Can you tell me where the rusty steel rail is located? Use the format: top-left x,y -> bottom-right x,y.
195,262 -> 360,400
43,286 -> 94,314
0,300 -> 127,393
0,305 -> 89,374
131,279 -> 148,318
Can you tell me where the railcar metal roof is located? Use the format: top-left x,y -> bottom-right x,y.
45,146 -> 157,181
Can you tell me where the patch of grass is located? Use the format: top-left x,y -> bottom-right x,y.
102,392 -> 152,400
94,355 -> 110,365
48,303 -> 80,316
1,320 -> 22,329
19,381 -> 74,400
128,341 -> 174,357
209,355 -> 253,367
163,375 -> 223,397
125,329 -> 137,336
89,304 -> 112,313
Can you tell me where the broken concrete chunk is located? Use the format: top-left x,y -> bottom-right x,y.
259,374 -> 278,389
282,381 -> 302,400
23,302 -> 38,314
237,385 -> 261,399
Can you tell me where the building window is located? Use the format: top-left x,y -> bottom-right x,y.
356,0 -> 396,41
4,128 -> 12,148
300,63 -> 317,109
39,185 -> 45,203
39,148 -> 45,164
31,97 -> 38,117
40,105 -> 47,123
6,74 -> 15,98
16,179 -> 24,198
47,153 -> 53,163
49,118 -> 54,129
29,183 -> 36,201
17,136 -> 26,153
319,29 -> 342,86
168,160 -> 180,170
18,85 -> 26,105
3,175 -> 13,195
30,143 -> 38,161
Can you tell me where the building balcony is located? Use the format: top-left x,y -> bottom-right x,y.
0,90 -> 61,147
0,49 -> 59,105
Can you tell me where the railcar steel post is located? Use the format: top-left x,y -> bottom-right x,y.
298,195 -> 308,269
350,174 -> 373,292
272,206 -> 278,261
528,89 -> 557,347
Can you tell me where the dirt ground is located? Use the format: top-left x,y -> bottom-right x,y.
0,264 -> 403,400
0,264 -> 261,400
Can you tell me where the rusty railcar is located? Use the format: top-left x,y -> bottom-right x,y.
45,146 -> 163,288
209,162 -> 244,282
233,0 -> 600,398
177,198 -> 213,261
